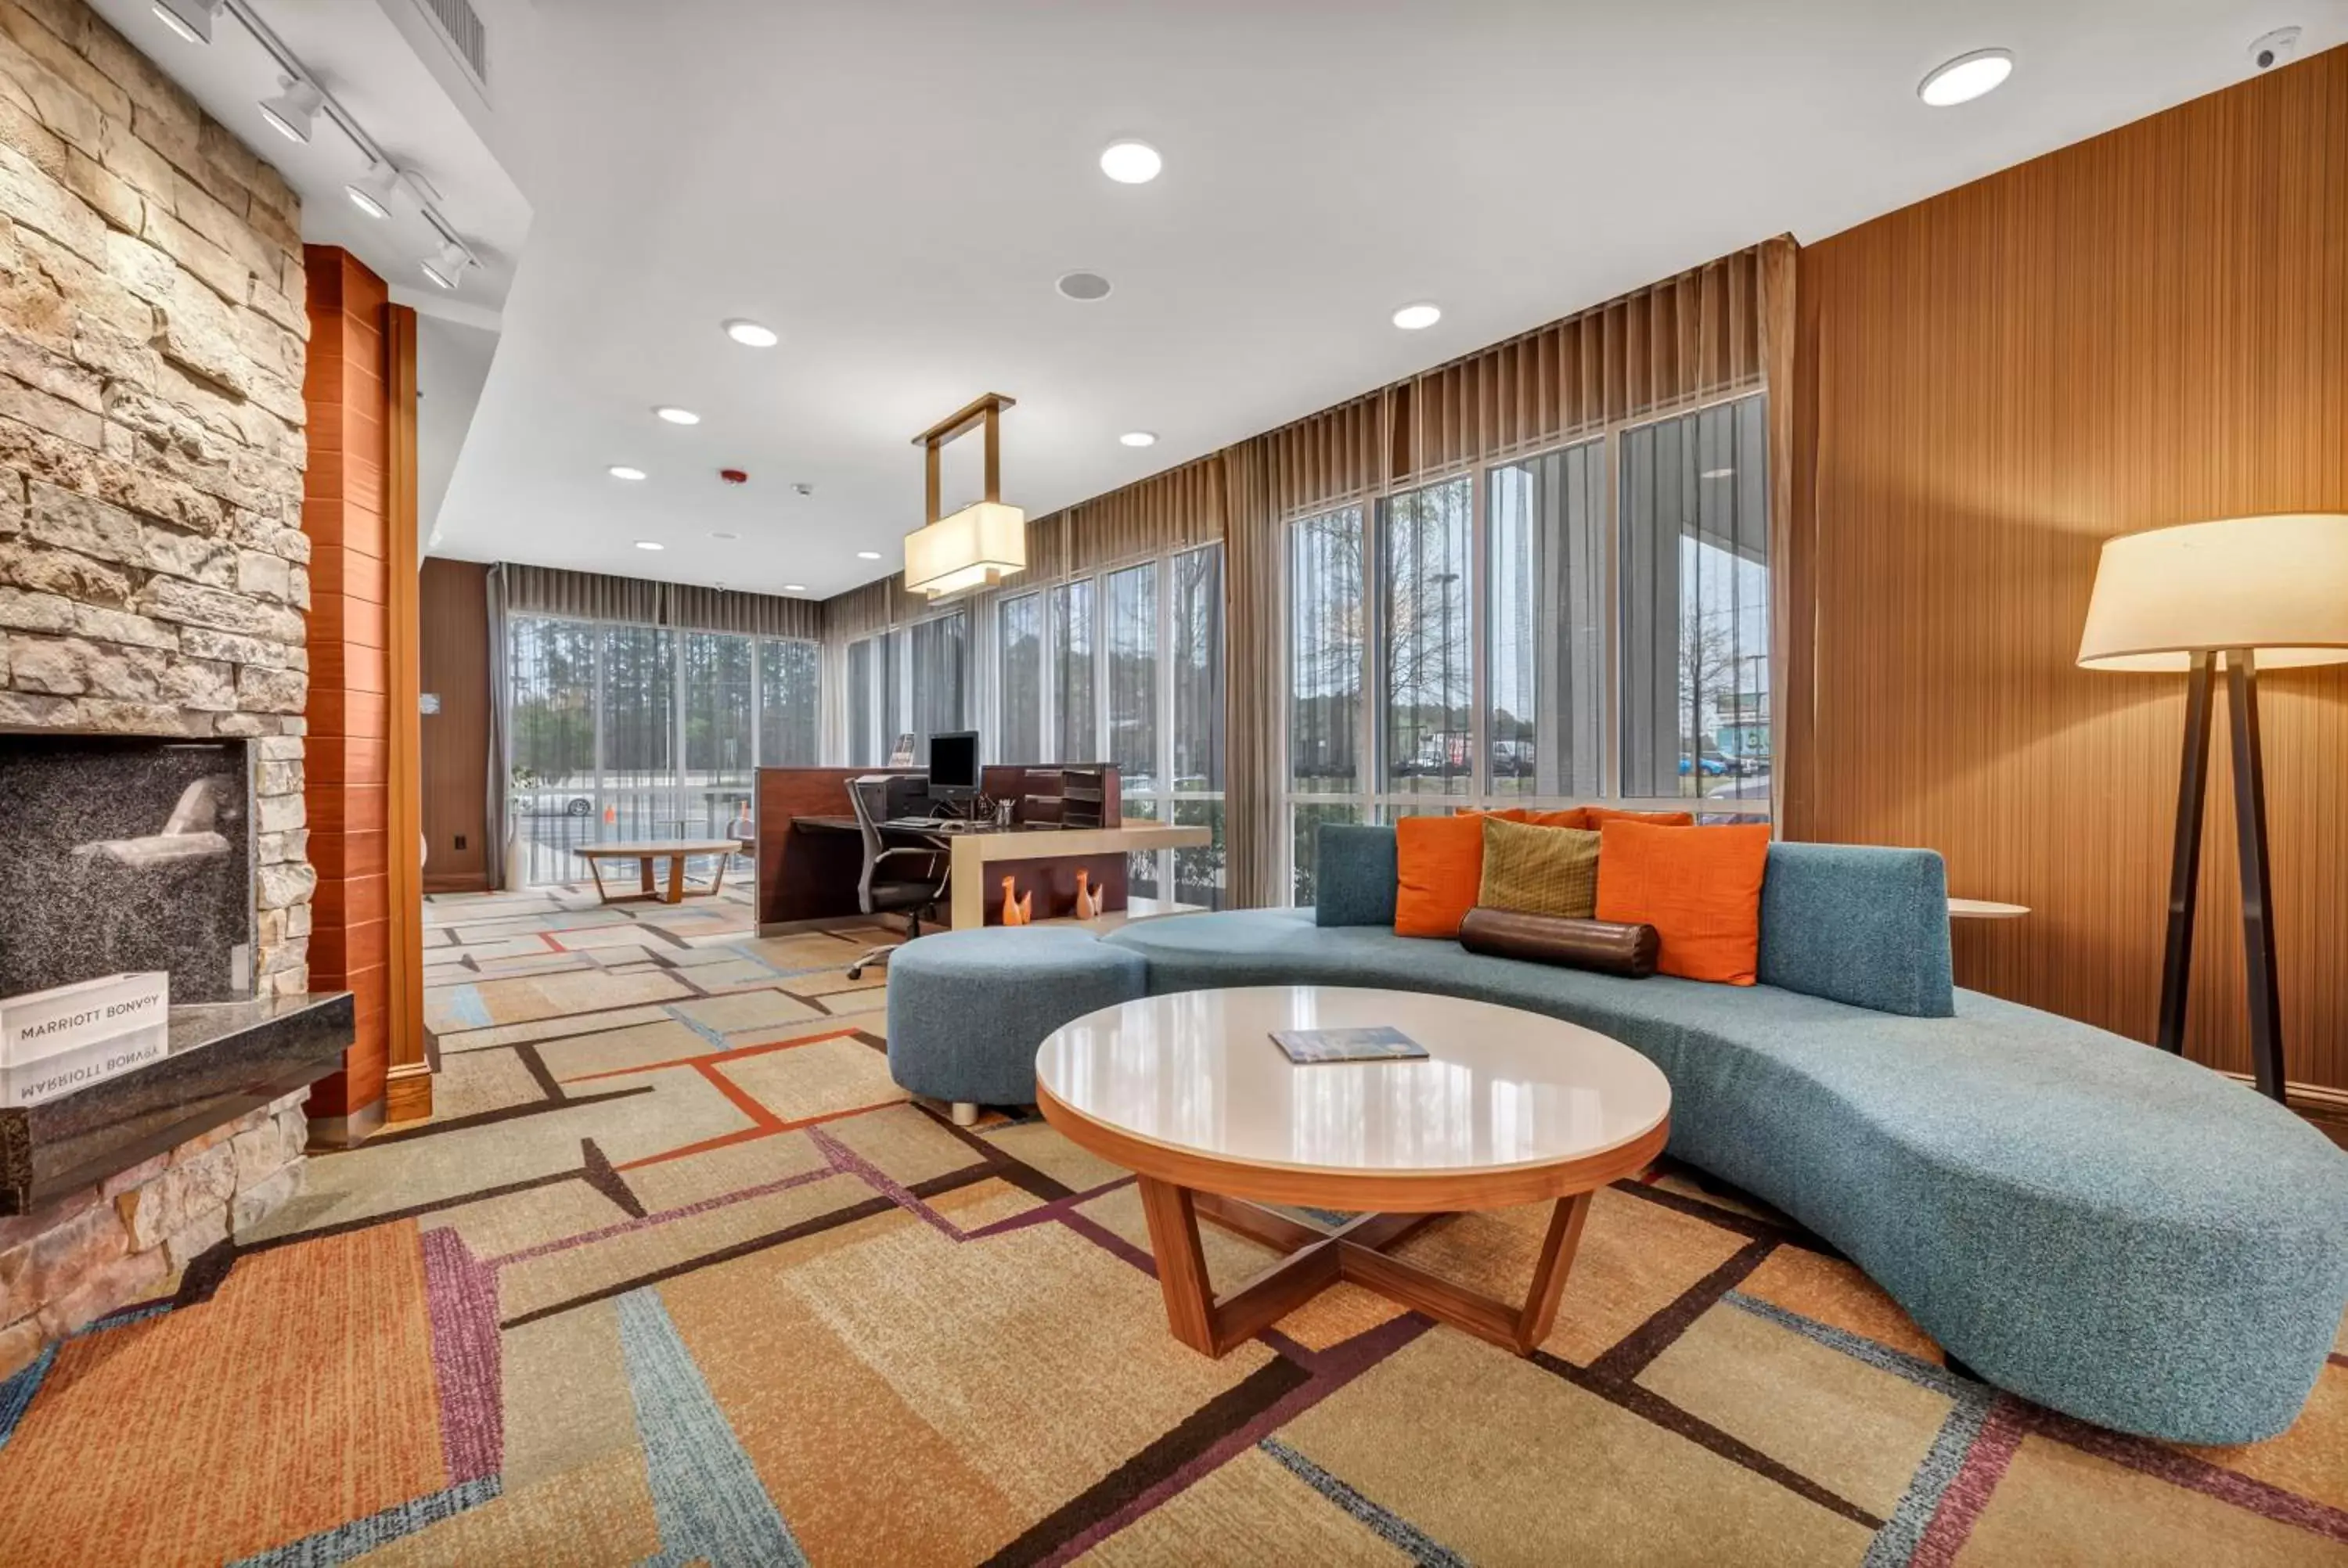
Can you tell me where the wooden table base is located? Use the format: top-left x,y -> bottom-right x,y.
1134,1176 -> 1593,1358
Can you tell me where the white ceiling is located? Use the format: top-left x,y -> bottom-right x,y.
103,2 -> 2340,601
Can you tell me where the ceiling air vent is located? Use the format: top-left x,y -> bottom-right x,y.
418,0 -> 488,88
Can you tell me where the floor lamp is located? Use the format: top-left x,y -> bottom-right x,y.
2076,514 -> 2348,1100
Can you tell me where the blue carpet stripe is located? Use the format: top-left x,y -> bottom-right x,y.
1861,1396 -> 1995,1568
616,1286 -> 806,1568
1259,1437 -> 1471,1568
229,1477 -> 502,1567
441,985 -> 494,1030
0,1343 -> 59,1451
1723,1290 -> 1987,1403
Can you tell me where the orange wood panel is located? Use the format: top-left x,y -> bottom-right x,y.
1790,45 -> 2348,1092
382,303 -> 428,1119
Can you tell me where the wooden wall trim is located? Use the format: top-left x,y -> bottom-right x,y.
420,559 -> 492,894
384,304 -> 430,1124
1792,45 -> 2348,1088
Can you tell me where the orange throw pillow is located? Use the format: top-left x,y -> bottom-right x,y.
1453,805 -> 1589,829
1594,820 -> 1771,984
1585,806 -> 1695,828
1452,806 -> 1532,822
1395,813 -> 1487,937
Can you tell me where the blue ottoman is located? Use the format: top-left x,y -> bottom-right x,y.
884,927 -> 1147,1124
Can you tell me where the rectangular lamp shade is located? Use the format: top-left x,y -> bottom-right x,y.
2077,513 -> 2348,672
903,500 -> 1026,598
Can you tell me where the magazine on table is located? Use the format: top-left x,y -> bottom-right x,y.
1269,1026 -> 1428,1065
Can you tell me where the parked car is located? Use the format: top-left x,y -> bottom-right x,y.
1678,754 -> 1730,778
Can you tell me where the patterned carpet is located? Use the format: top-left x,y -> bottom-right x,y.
1,884 -> 2343,1566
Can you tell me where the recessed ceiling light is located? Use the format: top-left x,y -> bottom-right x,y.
1099,140 -> 1161,184
1392,302 -> 1442,331
1918,49 -> 2013,107
1119,431 -> 1157,448
783,584 -> 807,593
855,550 -> 881,560
257,77 -> 321,143
724,319 -> 778,347
1056,270 -> 1112,302
654,406 -> 700,425
633,541 -> 664,552
608,465 -> 646,480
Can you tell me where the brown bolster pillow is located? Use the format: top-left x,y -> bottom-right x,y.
1458,907 -> 1660,979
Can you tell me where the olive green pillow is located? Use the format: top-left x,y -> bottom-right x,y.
1478,817 -> 1601,919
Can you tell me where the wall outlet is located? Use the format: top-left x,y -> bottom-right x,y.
454,834 -> 467,851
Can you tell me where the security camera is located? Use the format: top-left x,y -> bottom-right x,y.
2249,26 -> 2300,70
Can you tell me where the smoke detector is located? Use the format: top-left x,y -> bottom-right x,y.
2249,26 -> 2300,70
792,481 -> 815,496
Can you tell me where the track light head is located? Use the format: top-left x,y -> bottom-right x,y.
151,0 -> 221,43
345,160 -> 402,221
257,76 -> 322,144
420,239 -> 474,291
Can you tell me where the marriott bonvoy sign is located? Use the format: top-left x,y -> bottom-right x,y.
0,973 -> 171,1107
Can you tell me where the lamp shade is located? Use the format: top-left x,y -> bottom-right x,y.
2077,513 -> 2348,672
904,500 -> 1025,599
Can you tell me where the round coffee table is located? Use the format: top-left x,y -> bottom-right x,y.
1035,985 -> 1671,1359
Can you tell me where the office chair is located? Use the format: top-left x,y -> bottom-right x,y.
844,775 -> 950,979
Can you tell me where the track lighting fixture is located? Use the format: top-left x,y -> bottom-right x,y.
257,76 -> 322,144
345,160 -> 403,220
420,239 -> 474,291
150,0 -> 221,44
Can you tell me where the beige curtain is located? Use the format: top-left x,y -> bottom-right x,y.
1219,438 -> 1283,906
498,562 -> 822,639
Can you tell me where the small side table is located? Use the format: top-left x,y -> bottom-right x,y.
1948,898 -> 2029,921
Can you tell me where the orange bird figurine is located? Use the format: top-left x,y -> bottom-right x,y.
1000,875 -> 1032,926
1074,869 -> 1104,920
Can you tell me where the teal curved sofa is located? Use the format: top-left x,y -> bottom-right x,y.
1097,825 -> 2348,1445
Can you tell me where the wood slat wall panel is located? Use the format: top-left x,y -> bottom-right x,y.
420,559 -> 492,893
1792,46 -> 2348,1089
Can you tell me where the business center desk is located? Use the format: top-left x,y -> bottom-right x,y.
752,764 -> 1209,933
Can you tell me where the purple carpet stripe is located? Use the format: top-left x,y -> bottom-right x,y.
1909,1397 -> 2029,1567
1035,1313 -> 1434,1566
419,1227 -> 504,1484
961,1174 -> 1138,1240
807,1125 -> 965,1239
484,1160 -> 846,1269
1863,1392 -> 1997,1567
2016,1402 -> 2348,1544
1055,1207 -> 1161,1275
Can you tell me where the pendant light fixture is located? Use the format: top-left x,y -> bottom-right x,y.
903,393 -> 1026,599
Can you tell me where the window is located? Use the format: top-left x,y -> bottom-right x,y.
1287,506 -> 1364,904
1050,579 -> 1095,762
1620,395 -> 1770,802
846,635 -> 877,768
1280,390 -> 1770,903
1380,477 -> 1472,797
997,592 -> 1043,761
1488,441 -> 1604,797
504,617 -> 821,883
1106,563 -> 1157,784
909,610 -> 968,761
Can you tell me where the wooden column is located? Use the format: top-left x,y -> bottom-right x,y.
300,249 -> 429,1140
384,305 -> 430,1125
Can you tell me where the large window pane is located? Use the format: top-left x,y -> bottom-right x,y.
1288,507 -> 1363,794
1050,579 -> 1096,762
1172,797 -> 1225,912
1488,441 -> 1605,797
1289,802 -> 1363,907
507,617 -> 598,884
600,624 -> 675,840
758,638 -> 820,768
1170,545 -> 1223,791
1620,392 -> 1770,801
1107,563 -> 1158,785
681,632 -> 753,835
846,636 -> 876,768
1381,477 -> 1473,795
909,610 -> 967,761
997,592 -> 1042,762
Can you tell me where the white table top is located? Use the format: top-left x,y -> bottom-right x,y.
1947,897 -> 2030,919
1033,985 -> 1670,1180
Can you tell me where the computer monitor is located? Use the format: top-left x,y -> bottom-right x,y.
927,731 -> 981,800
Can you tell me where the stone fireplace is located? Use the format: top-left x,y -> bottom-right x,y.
0,0 -> 330,1376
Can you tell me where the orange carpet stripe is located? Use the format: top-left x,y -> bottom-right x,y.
564,1027 -> 862,1084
